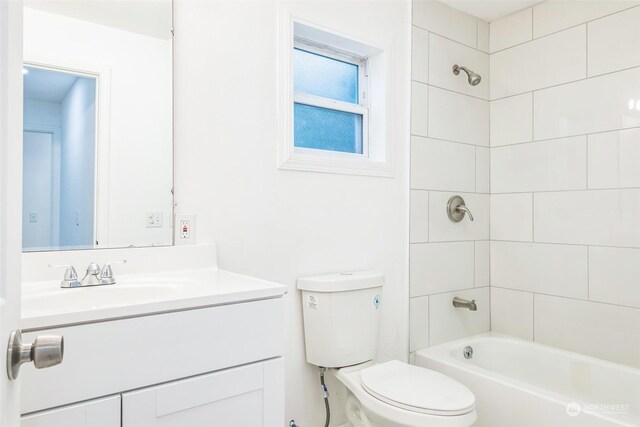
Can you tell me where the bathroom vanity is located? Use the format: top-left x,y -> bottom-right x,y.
19,246 -> 286,427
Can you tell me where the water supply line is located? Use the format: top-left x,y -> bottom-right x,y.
319,367 -> 330,427
288,367 -> 331,427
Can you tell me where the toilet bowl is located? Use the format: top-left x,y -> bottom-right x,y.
334,360 -> 477,427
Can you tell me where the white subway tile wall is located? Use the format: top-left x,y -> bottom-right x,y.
410,242 -> 475,297
411,136 -> 476,192
491,241 -> 588,298
428,86 -> 489,146
490,25 -> 586,100
534,294 -> 640,368
588,128 -> 640,189
489,8 -> 532,53
411,0 -> 640,364
429,287 -> 490,346
428,191 -> 489,241
490,193 -> 532,242
411,26 -> 429,83
410,82 -> 429,137
477,19 -> 489,53
474,241 -> 490,286
531,0 -> 640,39
489,4 -> 640,366
490,287 -> 533,340
410,0 -> 490,352
489,92 -> 532,147
533,67 -> 640,140
491,136 -> 587,193
429,34 -> 489,99
410,296 -> 429,352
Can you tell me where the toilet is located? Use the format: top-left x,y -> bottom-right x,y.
298,271 -> 477,427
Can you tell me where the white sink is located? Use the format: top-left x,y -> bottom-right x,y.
22,277 -> 201,316
20,268 -> 287,330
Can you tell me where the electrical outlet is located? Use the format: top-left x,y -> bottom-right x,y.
175,214 -> 195,245
145,211 -> 163,228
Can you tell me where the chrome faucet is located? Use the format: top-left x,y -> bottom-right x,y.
453,296 -> 477,311
49,260 -> 126,288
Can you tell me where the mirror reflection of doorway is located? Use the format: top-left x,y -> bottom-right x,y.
23,66 -> 97,251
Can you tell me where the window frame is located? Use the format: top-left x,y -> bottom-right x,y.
277,15 -> 393,178
293,38 -> 370,157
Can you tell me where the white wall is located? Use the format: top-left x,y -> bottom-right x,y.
489,2 -> 640,368
22,131 -> 54,249
173,0 -> 410,424
59,77 -> 96,248
409,0 -> 491,355
24,99 -> 61,128
24,8 -> 173,248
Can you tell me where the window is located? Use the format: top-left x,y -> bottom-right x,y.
293,41 -> 368,155
278,18 -> 390,177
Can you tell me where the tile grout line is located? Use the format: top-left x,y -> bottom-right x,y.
532,293 -> 535,342
491,239 -> 640,251
585,20 -> 589,78
413,24 -> 485,52
485,187 -> 640,195
492,285 -> 640,312
492,239 -> 640,251
531,193 -> 535,241
586,134 -> 589,189
489,4 -> 640,55
411,133 -> 489,149
474,146 -> 477,193
491,64 -> 640,102
531,90 -> 534,141
587,246 -> 590,301
428,83 -> 489,102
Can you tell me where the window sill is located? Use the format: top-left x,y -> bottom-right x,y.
278,151 -> 394,177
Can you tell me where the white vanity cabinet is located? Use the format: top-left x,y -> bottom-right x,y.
20,295 -> 285,427
21,396 -> 120,427
122,358 -> 284,426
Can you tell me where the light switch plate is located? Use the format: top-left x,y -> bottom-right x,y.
145,211 -> 163,228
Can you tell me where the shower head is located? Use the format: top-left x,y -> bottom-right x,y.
452,64 -> 481,86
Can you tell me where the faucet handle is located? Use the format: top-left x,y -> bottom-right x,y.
100,260 -> 127,284
447,195 -> 474,223
86,262 -> 101,275
48,264 -> 81,288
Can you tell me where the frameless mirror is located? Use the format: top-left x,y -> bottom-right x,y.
22,0 -> 173,252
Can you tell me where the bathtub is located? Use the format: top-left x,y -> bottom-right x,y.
415,334 -> 639,427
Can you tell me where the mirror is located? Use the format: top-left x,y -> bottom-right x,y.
22,0 -> 173,252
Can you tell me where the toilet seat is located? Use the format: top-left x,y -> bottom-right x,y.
335,361 -> 477,427
360,360 -> 475,416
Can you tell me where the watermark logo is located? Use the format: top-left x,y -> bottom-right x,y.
566,402 -> 581,417
566,402 -> 629,417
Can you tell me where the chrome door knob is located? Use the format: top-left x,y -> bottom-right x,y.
6,330 -> 64,380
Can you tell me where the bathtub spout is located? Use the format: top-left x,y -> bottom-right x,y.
453,297 -> 477,311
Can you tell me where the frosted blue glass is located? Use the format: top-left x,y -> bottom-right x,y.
294,48 -> 358,103
294,103 -> 363,154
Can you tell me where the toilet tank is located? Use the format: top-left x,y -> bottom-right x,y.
298,271 -> 384,368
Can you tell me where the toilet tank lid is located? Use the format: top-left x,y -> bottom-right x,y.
297,271 -> 385,292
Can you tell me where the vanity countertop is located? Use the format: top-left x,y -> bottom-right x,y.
21,268 -> 287,330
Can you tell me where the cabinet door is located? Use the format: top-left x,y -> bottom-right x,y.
22,396 -> 120,427
122,358 -> 284,427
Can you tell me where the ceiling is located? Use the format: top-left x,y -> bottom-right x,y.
24,0 -> 172,40
24,67 -> 82,103
438,0 -> 542,21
